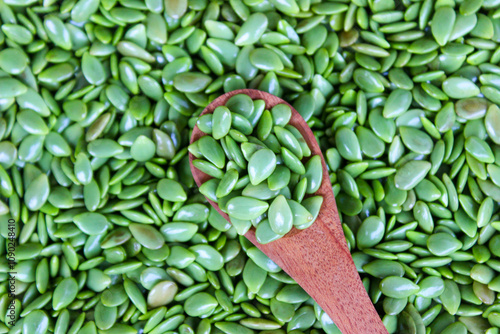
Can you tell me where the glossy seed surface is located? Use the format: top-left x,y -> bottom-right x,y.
1,0 -> 500,333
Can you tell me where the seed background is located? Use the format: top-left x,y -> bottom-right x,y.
1,0 -> 500,333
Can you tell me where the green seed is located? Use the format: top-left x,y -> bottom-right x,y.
0,78 -> 28,98
235,13 -> 268,46
431,7 -> 456,46
268,195 -> 293,235
227,196 -> 269,221
174,72 -> 212,93
184,293 -> 218,317
400,127 -> 434,155
74,212 -> 109,235
190,244 -> 224,271
157,179 -> 187,202
2,0 -> 500,331
380,277 -> 420,299
394,161 -> 432,191
147,281 -> 178,308
216,168 -> 239,198
383,89 -> 413,118
455,97 -> 488,120
165,0 -> 187,18
442,77 -> 480,99
357,216 -> 385,249
335,127 -> 362,161
465,136 -> 495,163
52,277 -> 78,311
250,48 -> 284,72
212,106 -> 232,140
129,223 -> 165,250
0,48 -> 28,75
82,52 -> 106,85
427,233 -> 463,256
24,174 -> 50,211
441,280 -> 461,315
248,148 -> 277,185
23,310 -> 49,334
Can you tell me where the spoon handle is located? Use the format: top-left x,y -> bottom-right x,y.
245,204 -> 388,334
189,88 -> 388,333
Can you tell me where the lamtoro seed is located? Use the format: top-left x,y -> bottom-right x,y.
191,94 -> 324,243
0,0 -> 500,333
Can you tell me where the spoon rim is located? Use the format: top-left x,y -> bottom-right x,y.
189,88 -> 333,240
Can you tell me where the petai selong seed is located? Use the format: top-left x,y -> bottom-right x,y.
0,0 -> 499,333
191,94 -> 324,242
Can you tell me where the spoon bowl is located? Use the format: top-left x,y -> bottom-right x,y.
189,89 -> 388,334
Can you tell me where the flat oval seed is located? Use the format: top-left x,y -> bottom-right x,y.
427,233 -> 463,256
363,260 -> 404,279
131,135 -> 156,162
0,78 -> 28,98
82,52 -> 106,85
400,127 -> 433,155
74,212 -> 109,235
184,292 -> 218,317
71,0 -> 99,22
216,168 -> 239,198
165,0 -> 187,18
17,109 -> 49,135
23,310 -> 49,334
235,13 -> 268,46
24,174 -> 50,211
431,7 -> 456,46
174,72 -> 212,93
417,276 -> 445,298
250,48 -> 284,72
380,276 -> 420,298
248,148 -> 277,185
383,89 -> 412,118
335,127 -> 362,161
129,223 -> 165,250
357,216 -> 385,249
394,161 -> 432,190
146,281 -> 177,310
485,105 -> 500,144
198,136 -> 225,169
271,104 -> 292,127
227,196 -> 269,220
268,195 -> 293,235
212,106 -> 232,140
157,178 -> 187,202
456,98 -> 488,120
441,280 -> 461,315
74,152 -> 93,185
0,48 -> 28,75
465,136 -> 495,163
226,94 -> 254,119
442,77 -> 480,99
190,244 -> 224,271
88,139 -> 124,158
52,277 -> 78,311
44,15 -> 72,50
303,155 -> 323,194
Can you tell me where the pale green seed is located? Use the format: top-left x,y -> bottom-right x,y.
235,13 -> 268,46
74,212 -> 109,235
248,148 -> 277,185
268,195 -> 293,235
227,196 -> 269,220
442,77 -> 480,99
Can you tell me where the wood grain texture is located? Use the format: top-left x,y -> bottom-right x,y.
189,89 -> 388,334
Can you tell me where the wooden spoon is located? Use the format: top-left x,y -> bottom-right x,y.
189,89 -> 388,334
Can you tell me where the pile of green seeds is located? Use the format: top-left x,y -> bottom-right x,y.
1,0 -> 500,332
190,93 -> 324,243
